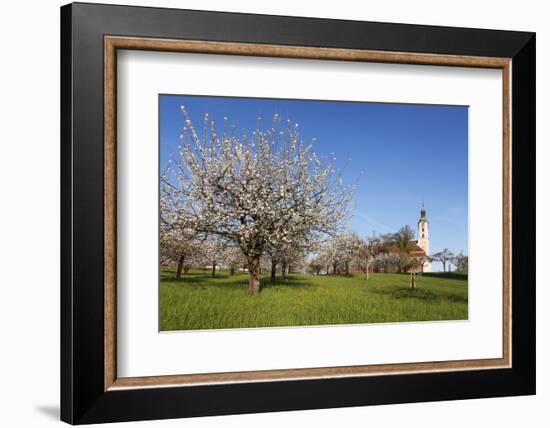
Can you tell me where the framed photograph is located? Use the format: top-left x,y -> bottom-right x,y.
61,2 -> 535,424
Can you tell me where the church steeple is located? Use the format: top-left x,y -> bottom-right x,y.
416,203 -> 431,272
419,201 -> 427,222
417,204 -> 429,246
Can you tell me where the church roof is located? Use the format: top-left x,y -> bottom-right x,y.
408,241 -> 427,257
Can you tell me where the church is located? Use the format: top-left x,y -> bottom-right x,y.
408,205 -> 432,273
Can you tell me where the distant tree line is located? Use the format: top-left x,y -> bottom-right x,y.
307,229 -> 468,278
431,248 -> 468,273
307,226 -> 425,278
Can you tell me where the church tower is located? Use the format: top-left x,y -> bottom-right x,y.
417,204 -> 432,272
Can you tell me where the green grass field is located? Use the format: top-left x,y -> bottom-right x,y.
160,267 -> 468,331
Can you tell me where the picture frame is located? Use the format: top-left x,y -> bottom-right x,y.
61,2 -> 535,424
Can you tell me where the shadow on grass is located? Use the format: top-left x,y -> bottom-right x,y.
161,272 -> 237,282
161,273 -> 316,291
161,273 -> 245,290
371,287 -> 468,304
261,276 -> 317,290
423,272 -> 468,280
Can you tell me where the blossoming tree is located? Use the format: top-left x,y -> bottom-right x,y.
159,225 -> 204,279
161,107 -> 352,293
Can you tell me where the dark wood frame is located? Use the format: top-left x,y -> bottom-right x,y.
61,2 -> 536,424
104,36 -> 513,389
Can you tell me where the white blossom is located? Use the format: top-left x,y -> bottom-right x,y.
160,107 -> 354,293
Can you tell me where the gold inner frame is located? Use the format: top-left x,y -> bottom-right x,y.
104,35 -> 512,391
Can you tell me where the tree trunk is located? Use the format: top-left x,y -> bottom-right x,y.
281,260 -> 287,279
230,265 -> 235,276
270,260 -> 278,283
333,263 -> 337,275
345,261 -> 350,276
443,262 -> 446,272
366,260 -> 369,281
410,272 -> 416,290
176,255 -> 185,280
248,257 -> 261,294
211,260 -> 216,277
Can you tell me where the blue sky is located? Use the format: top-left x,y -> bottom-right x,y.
159,94 -> 468,271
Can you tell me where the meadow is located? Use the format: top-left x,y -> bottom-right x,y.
160,267 -> 468,331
